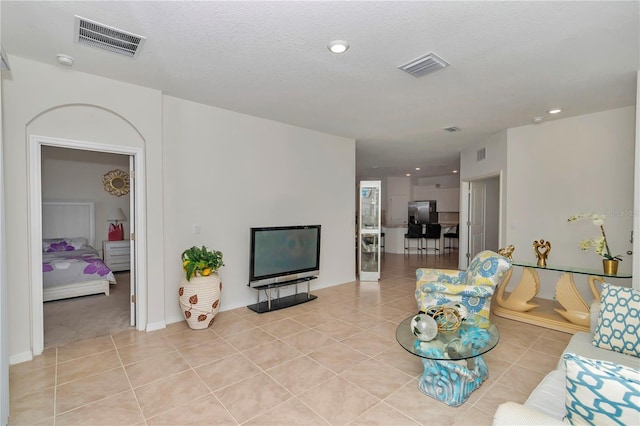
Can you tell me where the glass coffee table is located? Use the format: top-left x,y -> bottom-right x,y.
396,314 -> 500,407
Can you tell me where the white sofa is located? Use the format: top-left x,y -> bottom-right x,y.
493,300 -> 640,425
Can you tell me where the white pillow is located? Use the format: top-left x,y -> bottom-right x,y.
564,353 -> 640,425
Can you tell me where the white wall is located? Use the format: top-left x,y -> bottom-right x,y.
634,71 -> 640,291
506,107 -> 635,297
459,107 -> 635,298
42,147 -> 130,250
3,56 -> 160,360
459,130 -> 508,266
162,96 -> 356,320
3,55 -> 356,361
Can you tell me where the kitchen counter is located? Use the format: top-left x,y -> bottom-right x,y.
381,223 -> 457,254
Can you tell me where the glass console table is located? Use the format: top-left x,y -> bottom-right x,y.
493,261 -> 632,334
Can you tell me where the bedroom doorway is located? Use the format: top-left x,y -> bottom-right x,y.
29,135 -> 146,356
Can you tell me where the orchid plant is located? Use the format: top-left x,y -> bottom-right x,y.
567,213 -> 622,261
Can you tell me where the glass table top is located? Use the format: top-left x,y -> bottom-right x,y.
396,315 -> 500,361
512,261 -> 632,279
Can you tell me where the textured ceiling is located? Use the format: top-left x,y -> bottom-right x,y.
2,1 -> 638,179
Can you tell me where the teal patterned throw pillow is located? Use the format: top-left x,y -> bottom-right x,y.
564,353 -> 640,426
592,283 -> 640,357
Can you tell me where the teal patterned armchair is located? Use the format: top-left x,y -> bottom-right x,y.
415,250 -> 512,323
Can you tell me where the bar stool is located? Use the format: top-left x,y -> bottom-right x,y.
404,223 -> 423,254
444,224 -> 459,251
423,223 -> 442,255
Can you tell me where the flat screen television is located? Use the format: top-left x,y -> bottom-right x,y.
249,225 -> 321,287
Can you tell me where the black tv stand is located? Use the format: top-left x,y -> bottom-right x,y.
247,276 -> 318,313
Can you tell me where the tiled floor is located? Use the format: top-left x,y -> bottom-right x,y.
9,251 -> 571,425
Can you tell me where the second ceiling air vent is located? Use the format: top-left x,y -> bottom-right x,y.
399,52 -> 449,78
74,15 -> 146,58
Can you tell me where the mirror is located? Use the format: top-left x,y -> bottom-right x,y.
102,169 -> 130,197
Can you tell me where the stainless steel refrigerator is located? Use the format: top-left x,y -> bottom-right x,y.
408,200 -> 438,224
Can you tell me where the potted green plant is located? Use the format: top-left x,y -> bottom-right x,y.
178,245 -> 225,329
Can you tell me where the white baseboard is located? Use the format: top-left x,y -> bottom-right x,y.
164,315 -> 185,326
9,351 -> 33,365
146,320 -> 167,332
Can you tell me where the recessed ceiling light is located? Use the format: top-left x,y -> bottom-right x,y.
328,40 -> 349,54
56,54 -> 74,66
415,167 -> 421,171
406,173 -> 411,177
452,170 -> 458,174
548,109 -> 562,114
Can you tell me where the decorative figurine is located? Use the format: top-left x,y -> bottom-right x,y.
533,239 -> 551,267
498,245 -> 515,261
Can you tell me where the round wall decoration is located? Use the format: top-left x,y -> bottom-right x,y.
102,169 -> 130,197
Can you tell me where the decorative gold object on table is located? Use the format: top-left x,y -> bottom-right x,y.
425,306 -> 462,333
602,259 -> 619,275
498,245 -> 515,261
533,239 -> 551,267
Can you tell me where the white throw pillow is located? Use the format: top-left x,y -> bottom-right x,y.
564,353 -> 640,425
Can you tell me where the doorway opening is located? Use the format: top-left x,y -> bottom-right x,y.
29,135 -> 146,356
464,174 -> 501,267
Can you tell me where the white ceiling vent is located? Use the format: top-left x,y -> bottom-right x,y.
443,126 -> 461,132
399,52 -> 449,78
74,16 -> 146,58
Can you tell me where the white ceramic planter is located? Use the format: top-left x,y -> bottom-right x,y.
178,274 -> 222,329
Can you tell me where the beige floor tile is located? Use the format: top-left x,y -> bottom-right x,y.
485,340 -> 528,363
6,387 -> 54,425
350,401 -> 420,425
259,318 -> 309,339
494,365 -> 546,396
7,252 -> 567,426
214,373 -> 292,424
280,328 -> 337,354
517,348 -> 562,374
195,353 -> 261,391
134,370 -> 210,419
145,394 -> 237,425
223,327 -> 277,351
9,365 -> 56,401
530,336 -> 573,357
56,367 -> 131,414
374,346 -> 423,378
542,328 -> 573,344
209,316 -> 257,337
57,349 -> 122,385
453,406 -> 495,426
56,335 -> 115,363
55,390 -> 144,425
383,381 -> 468,425
9,348 -> 57,377
341,358 -> 413,399
298,376 -> 379,425
242,309 -> 288,325
124,350 -> 190,388
163,328 -> 217,349
313,319 -> 363,341
472,381 -> 530,415
177,336 -> 238,368
242,339 -> 304,370
308,341 -> 369,374
116,336 -> 175,365
366,319 -> 403,341
289,309 -> 335,327
243,397 -> 327,426
341,329 -> 396,356
266,355 -> 335,395
111,328 -> 166,348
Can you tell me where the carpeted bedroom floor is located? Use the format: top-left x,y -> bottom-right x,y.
43,271 -> 133,348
